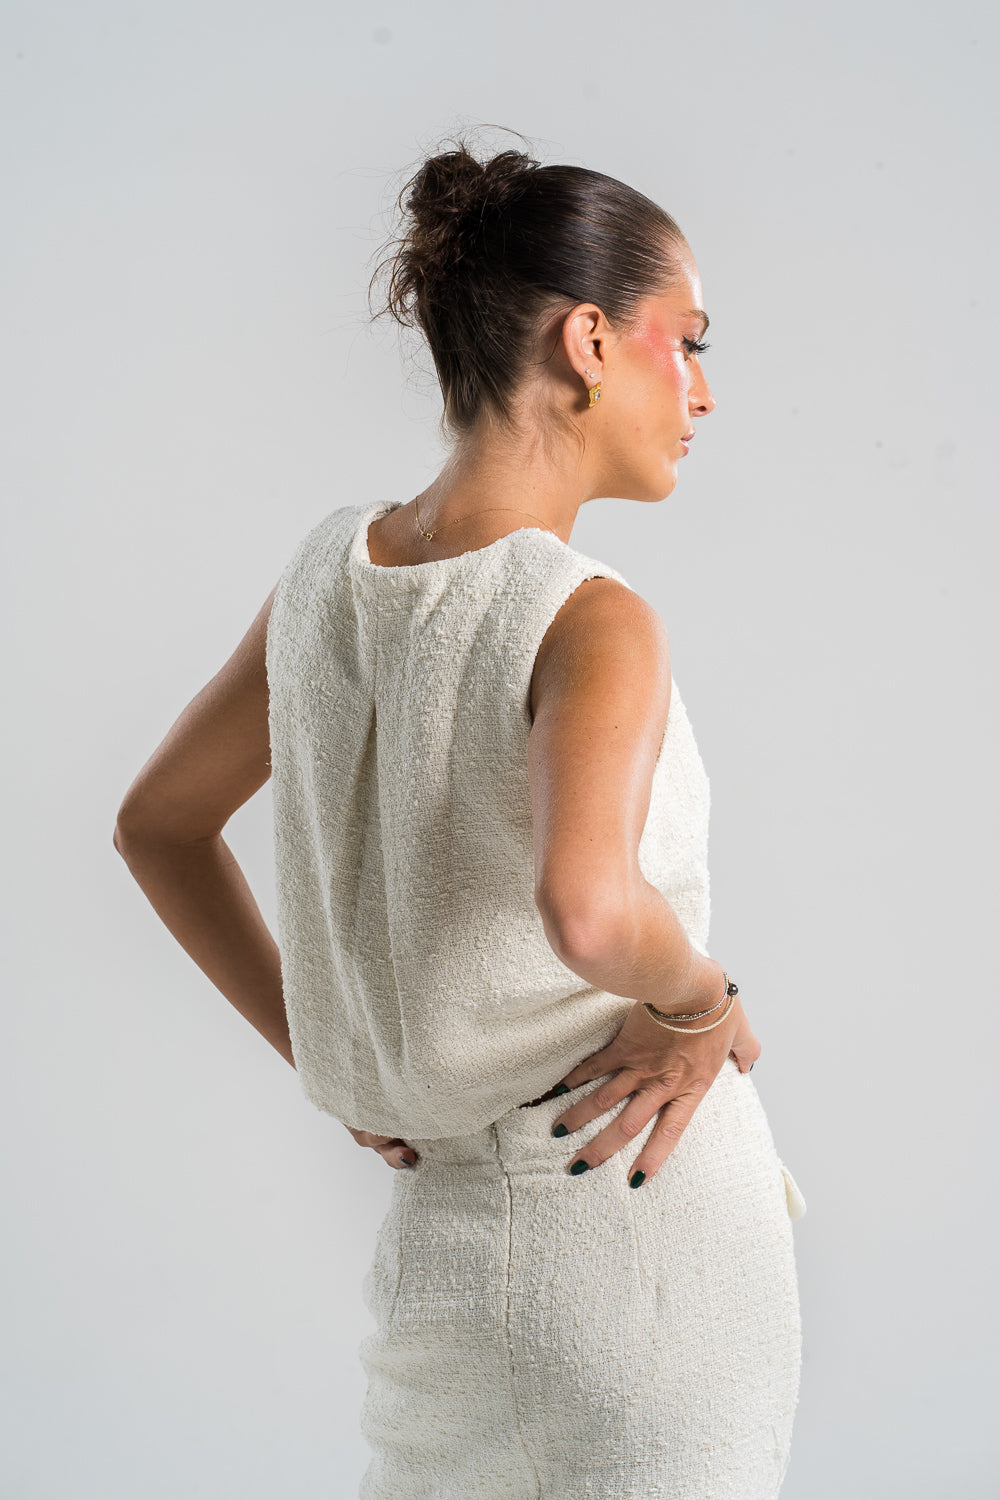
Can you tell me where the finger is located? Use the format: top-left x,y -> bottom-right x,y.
731,1036 -> 762,1074
625,1092 -> 705,1183
379,1142 -> 419,1169
356,1131 -> 395,1150
550,1072 -> 641,1139
557,1044 -> 622,1092
566,1087 -> 705,1181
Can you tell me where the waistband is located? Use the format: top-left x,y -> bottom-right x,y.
402,1069 -> 652,1171
401,1055 -> 750,1174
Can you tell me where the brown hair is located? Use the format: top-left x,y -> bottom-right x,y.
368,127 -> 688,440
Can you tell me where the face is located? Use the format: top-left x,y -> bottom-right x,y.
591,246 -> 716,502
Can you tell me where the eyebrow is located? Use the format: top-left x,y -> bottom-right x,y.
685,308 -> 710,334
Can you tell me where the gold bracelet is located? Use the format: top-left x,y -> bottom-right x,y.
647,985 -> 726,1023
641,992 -> 737,1035
646,972 -> 738,1024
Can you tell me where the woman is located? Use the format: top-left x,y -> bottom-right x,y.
115,131 -> 807,1498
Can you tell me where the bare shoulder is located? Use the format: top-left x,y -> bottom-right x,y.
529,574 -> 671,727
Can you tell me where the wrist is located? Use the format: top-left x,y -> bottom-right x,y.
645,956 -> 727,1018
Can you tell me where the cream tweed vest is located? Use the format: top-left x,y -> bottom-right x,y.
265,500 -> 713,1139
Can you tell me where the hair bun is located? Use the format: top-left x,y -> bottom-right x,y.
404,142 -> 539,276
417,146 -> 534,224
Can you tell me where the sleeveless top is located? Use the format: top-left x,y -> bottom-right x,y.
265,499 -> 712,1139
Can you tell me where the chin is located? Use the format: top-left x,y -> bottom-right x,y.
616,465 -> 678,503
653,468 -> 679,502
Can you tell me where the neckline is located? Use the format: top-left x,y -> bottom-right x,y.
353,500 -> 568,575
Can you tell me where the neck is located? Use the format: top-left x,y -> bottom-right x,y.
417,426 -> 596,544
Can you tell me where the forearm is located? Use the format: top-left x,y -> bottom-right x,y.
113,826 -> 296,1069
543,876 -> 725,1017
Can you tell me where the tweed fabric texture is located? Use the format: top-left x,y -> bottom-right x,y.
266,500 -> 713,1139
359,1055 -> 805,1499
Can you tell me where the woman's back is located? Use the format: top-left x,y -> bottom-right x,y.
265,498 -> 712,1139
117,134 -> 806,1499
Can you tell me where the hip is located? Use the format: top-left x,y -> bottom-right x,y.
372,1056 -> 805,1303
360,1056 -> 805,1497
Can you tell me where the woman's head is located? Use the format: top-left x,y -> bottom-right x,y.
369,129 -> 715,502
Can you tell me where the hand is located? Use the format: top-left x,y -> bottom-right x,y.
550,992 -> 760,1185
343,1124 -> 421,1170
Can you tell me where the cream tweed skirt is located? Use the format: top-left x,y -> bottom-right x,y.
358,1055 -> 806,1500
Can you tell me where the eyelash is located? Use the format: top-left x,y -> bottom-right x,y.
683,338 -> 711,356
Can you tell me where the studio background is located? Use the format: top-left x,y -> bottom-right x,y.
3,2 -> 997,1496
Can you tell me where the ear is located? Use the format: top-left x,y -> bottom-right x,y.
560,302 -> 607,384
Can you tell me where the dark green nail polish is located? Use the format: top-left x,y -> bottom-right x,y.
570,1159 -> 590,1175
553,1083 -> 570,1096
629,1170 -> 646,1189
552,1123 -> 568,1138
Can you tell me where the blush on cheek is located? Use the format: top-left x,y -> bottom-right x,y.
633,315 -> 686,395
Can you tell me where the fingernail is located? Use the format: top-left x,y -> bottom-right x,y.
629,1170 -> 646,1189
569,1159 -> 590,1175
553,1083 -> 570,1096
401,1156 -> 416,1167
552,1123 -> 568,1138
749,1063 -> 755,1072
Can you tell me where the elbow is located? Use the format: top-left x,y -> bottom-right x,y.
112,817 -> 143,857
535,882 -> 636,971
113,812 -> 137,858
113,791 -> 157,855
113,802 -> 133,855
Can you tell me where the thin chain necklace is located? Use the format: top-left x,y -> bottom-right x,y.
412,493 -> 562,543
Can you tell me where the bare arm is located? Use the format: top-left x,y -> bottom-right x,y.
527,577 -> 760,1185
113,584 -> 295,1067
113,585 -> 420,1171
529,577 -> 724,1017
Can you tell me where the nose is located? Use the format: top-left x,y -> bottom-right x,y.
690,363 -> 716,417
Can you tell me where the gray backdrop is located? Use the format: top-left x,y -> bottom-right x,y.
3,2 -> 997,1496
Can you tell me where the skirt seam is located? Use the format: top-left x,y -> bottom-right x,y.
387,1181 -> 406,1331
626,1177 -> 651,1302
490,1123 -> 543,1500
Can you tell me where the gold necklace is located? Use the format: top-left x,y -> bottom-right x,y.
412,493 -> 562,543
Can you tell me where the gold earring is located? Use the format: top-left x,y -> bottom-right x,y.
588,381 -> 602,408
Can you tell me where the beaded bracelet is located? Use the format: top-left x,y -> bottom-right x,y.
642,973 -> 740,1031
642,991 -> 737,1034
648,978 -> 729,1023
647,972 -> 738,1022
